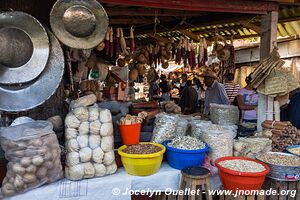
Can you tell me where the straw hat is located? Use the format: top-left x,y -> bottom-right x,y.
201,71 -> 218,79
0,11 -> 49,84
0,30 -> 64,112
50,0 -> 108,49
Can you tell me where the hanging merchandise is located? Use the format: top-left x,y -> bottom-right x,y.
96,41 -> 105,52
191,41 -> 196,69
148,44 -> 154,66
153,43 -> 160,68
105,30 -> 110,56
50,0 -> 108,49
109,27 -> 114,58
115,28 -> 121,56
120,28 -> 129,55
130,26 -> 135,53
0,12 -> 49,84
199,38 -> 208,67
176,39 -> 182,65
250,48 -> 285,89
183,39 -> 188,67
171,39 -> 176,60
187,42 -> 192,67
0,29 -> 64,112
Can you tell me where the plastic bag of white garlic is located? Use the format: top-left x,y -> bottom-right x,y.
0,121 -> 63,197
64,105 -> 117,181
196,123 -> 237,165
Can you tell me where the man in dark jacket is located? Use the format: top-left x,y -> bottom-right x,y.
281,88 -> 300,128
179,80 -> 198,114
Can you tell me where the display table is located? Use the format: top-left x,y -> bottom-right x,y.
6,163 -> 221,200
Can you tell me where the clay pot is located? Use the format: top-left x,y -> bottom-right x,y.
166,43 -> 172,51
129,69 -> 138,81
96,42 -> 105,51
125,55 -> 132,63
161,62 -> 169,69
136,63 -> 147,75
217,48 -> 231,61
138,54 -> 147,64
117,58 -> 126,68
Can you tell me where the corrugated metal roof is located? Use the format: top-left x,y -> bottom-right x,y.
137,6 -> 300,41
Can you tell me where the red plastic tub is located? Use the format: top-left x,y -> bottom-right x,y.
215,156 -> 270,192
119,123 -> 141,145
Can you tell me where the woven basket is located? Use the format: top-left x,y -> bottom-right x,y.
264,69 -> 288,95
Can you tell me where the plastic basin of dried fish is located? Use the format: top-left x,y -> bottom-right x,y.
215,156 -> 270,191
256,152 -> 300,181
119,123 -> 141,145
163,140 -> 209,170
118,142 -> 165,176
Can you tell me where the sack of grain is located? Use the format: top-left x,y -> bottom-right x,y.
0,121 -> 63,197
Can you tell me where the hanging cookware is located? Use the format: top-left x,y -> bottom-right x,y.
0,11 -> 49,84
0,30 -> 64,112
50,0 -> 108,49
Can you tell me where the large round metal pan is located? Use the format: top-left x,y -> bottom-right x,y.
50,0 -> 108,49
0,11 -> 49,84
0,30 -> 64,112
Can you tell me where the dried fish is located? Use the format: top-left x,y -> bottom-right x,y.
289,147 -> 300,155
257,153 -> 300,166
219,160 -> 266,173
168,136 -> 205,150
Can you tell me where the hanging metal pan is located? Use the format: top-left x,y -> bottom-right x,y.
50,0 -> 108,49
0,11 -> 49,84
0,30 -> 64,112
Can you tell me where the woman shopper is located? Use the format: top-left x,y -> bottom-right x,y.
237,74 -> 259,123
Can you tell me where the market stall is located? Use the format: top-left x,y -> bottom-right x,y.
0,0 -> 300,200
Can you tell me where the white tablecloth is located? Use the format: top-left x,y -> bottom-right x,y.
6,163 -> 221,200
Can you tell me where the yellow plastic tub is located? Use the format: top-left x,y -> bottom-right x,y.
118,142 -> 166,176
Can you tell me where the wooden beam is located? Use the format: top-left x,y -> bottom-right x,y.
192,25 -> 244,35
134,13 -> 256,35
99,0 -> 278,14
179,30 -> 200,42
105,7 -> 208,17
148,34 -> 171,43
109,18 -> 153,25
279,16 -> 300,23
257,11 -> 279,131
239,21 -> 261,34
227,33 -> 260,40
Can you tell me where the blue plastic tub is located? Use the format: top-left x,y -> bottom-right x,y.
163,140 -> 210,170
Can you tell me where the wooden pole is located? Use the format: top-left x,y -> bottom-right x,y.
257,11 -> 278,131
